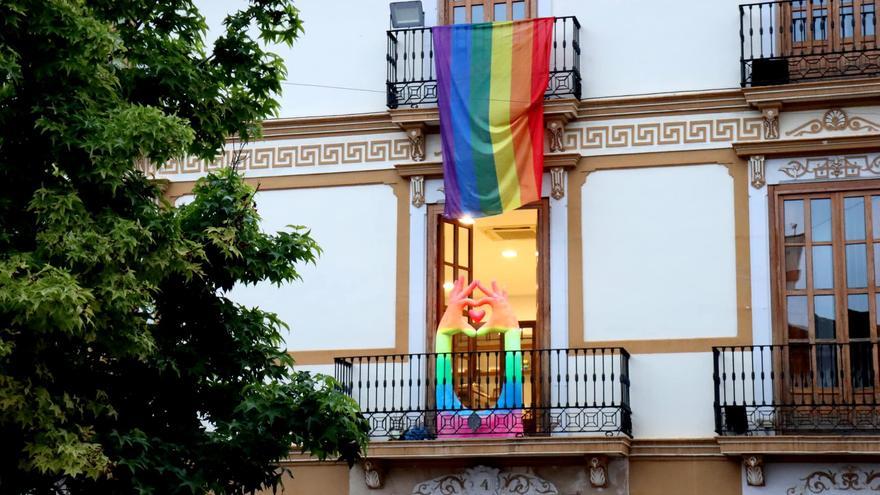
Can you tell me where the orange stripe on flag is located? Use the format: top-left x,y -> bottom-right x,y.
509,21 -> 538,205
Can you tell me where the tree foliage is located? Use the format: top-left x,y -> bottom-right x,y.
0,1 -> 369,493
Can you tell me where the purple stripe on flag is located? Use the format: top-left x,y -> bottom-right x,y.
433,26 -> 462,218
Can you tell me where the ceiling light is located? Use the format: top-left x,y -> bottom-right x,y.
459,215 -> 475,225
443,281 -> 454,291
501,249 -> 517,258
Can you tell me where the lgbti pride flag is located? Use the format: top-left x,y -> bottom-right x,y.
433,18 -> 553,219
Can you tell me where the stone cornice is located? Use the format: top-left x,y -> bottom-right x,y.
717,435 -> 880,456
743,77 -> 880,110
733,134 -> 880,158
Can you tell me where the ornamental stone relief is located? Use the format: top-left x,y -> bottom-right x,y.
786,108 -> 880,137
779,155 -> 880,180
412,466 -> 558,495
786,466 -> 880,495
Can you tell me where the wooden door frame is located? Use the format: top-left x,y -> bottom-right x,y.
780,1 -> 878,56
769,179 -> 880,407
426,200 -> 550,354
438,0 -> 537,25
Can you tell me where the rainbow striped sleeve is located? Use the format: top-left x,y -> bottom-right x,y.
433,18 -> 553,219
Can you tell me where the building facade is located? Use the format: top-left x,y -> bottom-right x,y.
164,0 -> 880,493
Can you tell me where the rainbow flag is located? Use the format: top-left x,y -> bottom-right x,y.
433,18 -> 553,219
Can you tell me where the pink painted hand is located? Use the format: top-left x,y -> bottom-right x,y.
473,280 -> 519,333
437,276 -> 479,337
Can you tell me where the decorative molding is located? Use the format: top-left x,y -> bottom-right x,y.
779,155 -> 880,180
395,161 -> 443,178
549,167 -> 566,200
159,139 -> 411,175
261,112 -> 399,140
547,118 -> 566,152
412,466 -> 558,495
411,175 -> 425,208
786,108 -> 880,137
744,455 -> 765,487
563,117 -> 763,151
716,435 -> 880,455
733,134 -> 880,158
363,459 -> 384,490
761,105 -> 781,140
579,89 -> 751,120
403,124 -> 426,162
786,466 -> 880,495
588,456 -> 608,488
749,155 -> 766,189
743,76 -> 880,108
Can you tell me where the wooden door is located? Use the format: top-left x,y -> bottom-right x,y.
781,0 -> 878,77
772,183 -> 880,427
426,201 -> 550,434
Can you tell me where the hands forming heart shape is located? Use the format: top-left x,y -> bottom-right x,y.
437,276 -> 520,337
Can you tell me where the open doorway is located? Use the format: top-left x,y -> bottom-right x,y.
426,200 -> 549,433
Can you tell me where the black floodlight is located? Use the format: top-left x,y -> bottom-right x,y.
390,1 -> 425,29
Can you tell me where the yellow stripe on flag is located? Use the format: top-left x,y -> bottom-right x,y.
488,22 -> 520,212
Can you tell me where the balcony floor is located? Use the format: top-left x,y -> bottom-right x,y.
717,435 -> 880,456
363,435 -> 631,460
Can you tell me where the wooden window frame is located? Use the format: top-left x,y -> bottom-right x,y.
440,0 -> 537,25
780,0 -> 878,55
769,179 -> 880,405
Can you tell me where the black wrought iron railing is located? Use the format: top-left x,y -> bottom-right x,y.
385,16 -> 581,108
740,0 -> 880,86
714,342 -> 880,435
335,347 -> 631,439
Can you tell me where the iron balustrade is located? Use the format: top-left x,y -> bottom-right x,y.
386,16 -> 581,108
740,0 -> 880,86
714,342 -> 880,435
335,347 -> 631,439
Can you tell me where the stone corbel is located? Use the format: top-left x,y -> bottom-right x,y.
403,123 -> 426,162
550,167 -> 565,200
744,455 -> 765,487
759,103 -> 782,140
546,117 -> 567,153
587,456 -> 608,488
363,459 -> 385,490
411,175 -> 425,208
749,155 -> 766,189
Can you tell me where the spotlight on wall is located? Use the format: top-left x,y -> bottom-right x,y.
501,249 -> 518,258
459,215 -> 475,225
390,1 -> 425,29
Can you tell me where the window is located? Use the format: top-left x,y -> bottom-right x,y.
444,0 -> 533,24
772,182 -> 880,403
785,0 -> 877,51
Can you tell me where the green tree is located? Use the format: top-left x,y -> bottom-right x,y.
0,1 -> 369,493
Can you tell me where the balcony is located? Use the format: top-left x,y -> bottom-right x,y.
335,347 -> 631,440
386,16 -> 581,109
740,0 -> 880,86
714,343 -> 880,435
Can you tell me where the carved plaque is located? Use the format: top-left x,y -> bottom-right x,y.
412,466 -> 558,495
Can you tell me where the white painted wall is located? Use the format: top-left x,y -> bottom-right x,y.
582,164 -> 738,342
629,352 -> 718,437
743,463 -> 880,495
197,0 -> 439,118
554,0 -> 743,97
227,185 -> 399,352
197,0 -> 744,118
